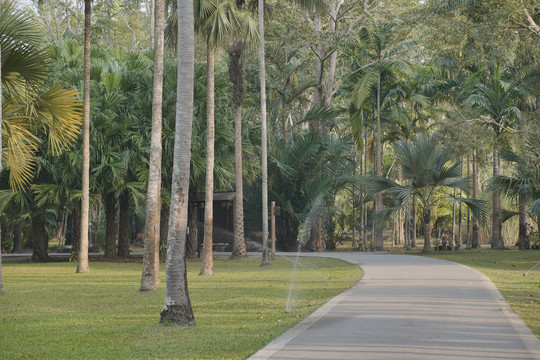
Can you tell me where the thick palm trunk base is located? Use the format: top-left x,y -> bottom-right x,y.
422,208 -> 432,252
160,304 -> 195,326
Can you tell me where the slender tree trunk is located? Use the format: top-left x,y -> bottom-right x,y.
72,207 -> 81,255
228,40 -> 247,259
405,197 -> 411,250
472,149 -> 480,248
451,189 -> 456,250
104,193 -> 118,259
358,148 -> 365,251
77,0 -> 91,274
519,196 -> 529,249
411,194 -> 417,248
457,189 -> 462,250
160,0 -> 195,325
159,201 -> 169,257
141,0 -> 165,291
259,0 -> 270,266
374,65 -> 383,250
186,203 -> 197,258
13,227 -> 23,253
492,145 -> 503,248
31,213 -> 49,262
200,45 -> 215,276
117,190 -> 131,257
422,204 -> 432,252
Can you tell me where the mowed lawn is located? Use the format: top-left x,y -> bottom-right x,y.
0,257 -> 361,360
423,249 -> 540,337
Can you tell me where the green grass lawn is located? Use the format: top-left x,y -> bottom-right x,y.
0,257 -> 361,360
421,249 -> 540,338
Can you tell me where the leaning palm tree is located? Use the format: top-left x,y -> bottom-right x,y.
463,68 -> 528,249
368,135 -> 487,252
160,0 -> 196,326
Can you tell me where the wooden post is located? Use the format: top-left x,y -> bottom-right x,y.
271,201 -> 276,260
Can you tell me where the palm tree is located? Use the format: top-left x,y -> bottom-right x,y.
258,0 -> 270,266
368,135 -> 487,252
227,2 -> 258,259
350,15 -> 417,250
489,148 -> 540,249
464,68 -> 528,249
77,0 -> 92,274
160,0 -> 196,325
141,0 -> 166,292
196,0 -> 235,276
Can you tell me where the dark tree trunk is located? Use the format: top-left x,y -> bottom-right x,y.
104,193 -> 118,258
186,203 -> 197,258
13,227 -> 23,253
31,213 -> 49,262
117,190 -> 131,257
160,201 -> 169,258
422,204 -> 432,252
471,149 -> 480,248
519,196 -> 529,249
411,194 -> 417,248
72,208 -> 81,256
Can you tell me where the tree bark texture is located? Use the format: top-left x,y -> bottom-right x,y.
422,205 -> 432,252
259,0 -> 270,266
472,149 -> 480,248
160,0 -> 196,325
117,190 -> 131,257
77,0 -> 91,274
160,201 -> 169,257
141,0 -> 165,291
374,68 -> 383,250
31,213 -> 49,262
186,203 -> 197,258
104,192 -> 118,259
228,40 -> 248,259
411,194 -> 417,248
491,146 -> 503,248
200,46 -> 215,276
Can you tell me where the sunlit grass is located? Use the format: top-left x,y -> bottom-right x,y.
0,257 -> 361,359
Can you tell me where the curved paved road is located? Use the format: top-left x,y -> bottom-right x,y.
248,253 -> 540,360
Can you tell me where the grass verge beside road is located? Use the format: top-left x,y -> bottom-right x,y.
422,249 -> 540,338
0,257 -> 361,360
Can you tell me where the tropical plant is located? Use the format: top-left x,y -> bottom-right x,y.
489,147 -> 540,249
463,68 -> 529,249
367,135 -> 487,252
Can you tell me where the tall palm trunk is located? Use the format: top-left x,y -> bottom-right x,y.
77,0 -> 91,274
451,189 -> 456,249
471,149 -> 480,248
141,0 -> 165,291
259,0 -> 270,266
200,45 -> 215,276
160,0 -> 195,325
491,145 -> 503,248
228,40 -> 247,259
374,65 -> 383,250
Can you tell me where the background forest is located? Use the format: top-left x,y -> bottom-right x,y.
1,0 -> 539,261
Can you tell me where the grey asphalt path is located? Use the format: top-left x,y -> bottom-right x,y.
248,253 -> 540,360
